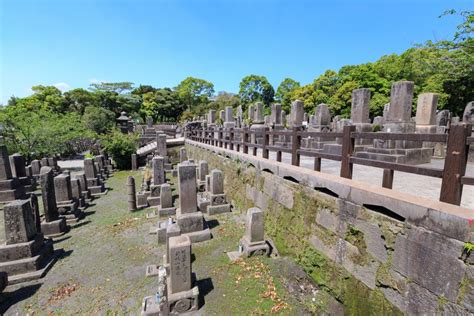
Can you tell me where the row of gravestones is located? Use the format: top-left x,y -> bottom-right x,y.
0,144 -> 113,293
129,147 -> 273,315
196,81 -> 473,165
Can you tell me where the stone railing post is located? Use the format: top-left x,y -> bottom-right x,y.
440,124 -> 471,205
340,125 -> 356,179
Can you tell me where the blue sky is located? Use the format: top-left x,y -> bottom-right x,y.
0,0 -> 470,103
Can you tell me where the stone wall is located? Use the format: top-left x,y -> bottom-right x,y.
185,139 -> 474,315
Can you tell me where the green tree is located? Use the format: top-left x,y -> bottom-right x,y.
101,129 -> 138,170
207,92 -> 240,112
82,106 -> 116,134
275,78 -> 300,112
13,85 -> 64,113
239,75 -> 274,107
63,88 -> 97,115
142,88 -> 184,122
175,77 -> 214,111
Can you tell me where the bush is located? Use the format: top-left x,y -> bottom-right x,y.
101,129 -> 138,170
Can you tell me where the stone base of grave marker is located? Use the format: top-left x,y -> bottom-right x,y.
86,178 -> 106,196
207,193 -> 231,215
0,234 -> 63,284
239,236 -> 271,258
0,178 -> 26,203
40,218 -> 68,237
153,214 -> 211,243
356,147 -> 433,164
57,200 -> 83,224
137,192 -> 150,209
158,205 -> 177,217
141,287 -> 200,316
197,194 -> 210,213
18,176 -> 36,193
197,180 -> 206,192
146,185 -> 161,207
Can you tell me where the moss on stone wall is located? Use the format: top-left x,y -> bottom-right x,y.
185,144 -> 402,315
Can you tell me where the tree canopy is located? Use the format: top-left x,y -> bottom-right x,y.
239,75 -> 275,107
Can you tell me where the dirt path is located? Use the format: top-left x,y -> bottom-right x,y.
1,170 -> 337,315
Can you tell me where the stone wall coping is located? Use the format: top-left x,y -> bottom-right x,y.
186,139 -> 473,241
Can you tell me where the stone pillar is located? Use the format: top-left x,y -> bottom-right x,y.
39,167 -> 59,222
198,160 -> 208,182
387,81 -> 414,123
168,235 -> 192,294
239,207 -> 270,257
152,156 -> 165,186
156,134 -> 167,158
219,110 -> 225,122
254,102 -> 264,124
54,174 -> 73,203
311,104 -> 331,130
0,145 -> 12,180
248,105 -> 255,124
71,177 -> 85,208
271,103 -> 282,126
245,207 -> 264,242
462,101 -> 474,124
351,88 -> 372,145
77,173 -> 90,199
31,160 -> 41,176
224,106 -> 234,122
160,183 -> 173,208
177,162 -> 197,214
351,88 -> 371,124
208,110 -> 216,124
9,153 -> 26,178
415,93 -> 439,134
210,169 -> 224,195
179,148 -> 187,163
146,116 -> 153,128
131,154 -> 138,171
224,106 -> 236,129
30,193 -> 41,232
41,157 -> 49,168
84,158 -> 97,179
4,199 -> 37,245
127,176 -> 137,211
290,100 -> 304,127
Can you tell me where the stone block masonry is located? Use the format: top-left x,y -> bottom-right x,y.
185,138 -> 474,315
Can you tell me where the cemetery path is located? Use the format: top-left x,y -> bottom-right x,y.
1,170 -> 333,315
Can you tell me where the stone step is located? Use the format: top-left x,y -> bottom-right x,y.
355,151 -> 406,164
0,239 -> 54,276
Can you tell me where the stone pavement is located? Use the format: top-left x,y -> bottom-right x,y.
255,149 -> 474,208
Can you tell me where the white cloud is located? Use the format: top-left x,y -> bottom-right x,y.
53,82 -> 71,92
89,78 -> 106,84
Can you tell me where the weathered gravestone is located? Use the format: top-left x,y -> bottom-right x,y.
239,207 -> 270,257
147,156 -> 165,207
356,81 -> 433,164
54,174 -> 82,222
0,145 -> 25,203
70,177 -> 86,208
39,167 -> 67,236
197,160 -> 208,192
179,148 -> 188,163
206,169 -> 231,215
156,162 -> 211,243
0,199 -> 62,284
141,235 -> 199,315
84,158 -> 106,196
157,183 -> 176,216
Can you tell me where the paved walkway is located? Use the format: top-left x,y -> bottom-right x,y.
249,148 -> 474,209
